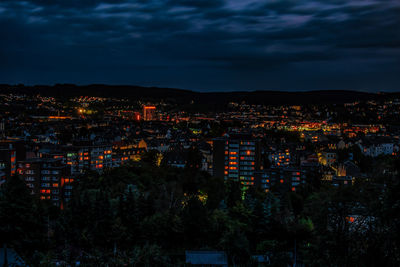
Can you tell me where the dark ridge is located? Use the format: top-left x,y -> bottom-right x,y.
0,84 -> 398,105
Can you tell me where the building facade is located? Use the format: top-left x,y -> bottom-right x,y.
213,134 -> 261,190
255,167 -> 306,193
17,158 -> 72,207
143,105 -> 156,121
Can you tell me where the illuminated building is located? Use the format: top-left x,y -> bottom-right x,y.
255,167 -> 306,192
0,140 -> 27,182
18,158 -> 72,207
269,150 -> 291,167
0,146 -> 17,182
112,141 -> 146,167
213,134 -> 261,190
41,142 -> 113,175
143,105 -> 156,121
358,139 -> 394,157
134,111 -> 141,121
318,150 -> 337,166
73,143 -> 113,174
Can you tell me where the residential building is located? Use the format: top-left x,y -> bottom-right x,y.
255,167 -> 306,192
213,133 -> 261,189
17,158 -> 72,207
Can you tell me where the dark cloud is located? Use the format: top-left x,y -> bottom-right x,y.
0,0 -> 399,91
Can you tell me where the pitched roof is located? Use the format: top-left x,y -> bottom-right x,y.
185,251 -> 228,265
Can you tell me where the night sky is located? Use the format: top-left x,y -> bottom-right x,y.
1,0 -> 399,92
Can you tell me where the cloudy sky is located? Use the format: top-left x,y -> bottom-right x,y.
0,0 -> 399,91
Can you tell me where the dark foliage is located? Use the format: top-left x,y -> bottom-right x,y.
1,160 -> 400,266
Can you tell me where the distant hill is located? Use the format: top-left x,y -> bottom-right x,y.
0,84 -> 398,105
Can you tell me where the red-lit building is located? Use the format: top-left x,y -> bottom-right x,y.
134,111 -> 141,121
143,105 -> 156,121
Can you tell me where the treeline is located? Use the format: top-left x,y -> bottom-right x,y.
1,157 -> 400,266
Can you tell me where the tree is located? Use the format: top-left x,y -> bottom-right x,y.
182,197 -> 209,248
0,176 -> 45,262
226,180 -> 242,208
